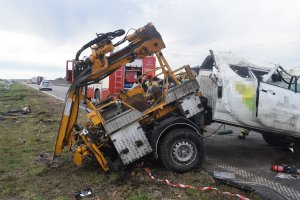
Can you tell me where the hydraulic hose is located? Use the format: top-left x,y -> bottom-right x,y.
75,29 -> 125,61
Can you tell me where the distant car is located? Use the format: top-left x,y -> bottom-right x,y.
39,80 -> 52,91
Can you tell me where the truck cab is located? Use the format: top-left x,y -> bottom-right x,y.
197,50 -> 300,146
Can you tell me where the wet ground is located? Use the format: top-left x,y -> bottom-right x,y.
204,123 -> 300,200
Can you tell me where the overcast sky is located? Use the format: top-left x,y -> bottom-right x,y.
1,0 -> 300,79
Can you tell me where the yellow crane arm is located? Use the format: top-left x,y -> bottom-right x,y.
52,23 -> 166,166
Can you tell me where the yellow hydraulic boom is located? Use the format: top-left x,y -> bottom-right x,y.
52,23 -> 166,169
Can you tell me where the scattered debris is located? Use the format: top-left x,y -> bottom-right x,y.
35,153 -> 52,164
0,105 -> 31,121
271,164 -> 300,180
217,130 -> 233,135
275,172 -> 300,180
288,147 -> 294,153
75,188 -> 93,200
7,105 -> 31,116
213,171 -> 235,180
271,164 -> 298,174
213,171 -> 255,193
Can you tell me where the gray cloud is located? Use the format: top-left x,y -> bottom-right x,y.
0,0 -> 141,42
1,0 -> 300,79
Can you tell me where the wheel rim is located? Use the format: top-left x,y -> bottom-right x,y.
171,140 -> 197,166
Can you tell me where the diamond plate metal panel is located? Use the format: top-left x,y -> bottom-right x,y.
110,122 -> 153,165
104,109 -> 142,133
166,80 -> 200,103
179,95 -> 204,118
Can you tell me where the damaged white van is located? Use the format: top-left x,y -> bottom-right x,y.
197,50 -> 300,146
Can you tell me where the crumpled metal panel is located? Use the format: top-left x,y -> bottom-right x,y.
110,122 -> 153,165
166,80 -> 200,103
179,94 -> 204,118
104,109 -> 142,133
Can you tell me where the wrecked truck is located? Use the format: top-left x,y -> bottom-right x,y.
197,50 -> 300,146
52,23 -> 211,173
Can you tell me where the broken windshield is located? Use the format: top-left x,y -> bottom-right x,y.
229,65 -> 252,78
265,66 -> 300,93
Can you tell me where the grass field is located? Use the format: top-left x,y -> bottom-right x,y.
0,83 -> 259,200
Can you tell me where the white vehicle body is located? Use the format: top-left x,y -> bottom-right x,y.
39,80 -> 52,91
197,50 -> 300,144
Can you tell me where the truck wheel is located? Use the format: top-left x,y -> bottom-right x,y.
262,133 -> 291,146
159,128 -> 204,173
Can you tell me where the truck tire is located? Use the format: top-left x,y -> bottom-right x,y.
159,128 -> 204,173
262,133 -> 291,146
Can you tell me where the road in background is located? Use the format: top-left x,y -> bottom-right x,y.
25,83 -> 68,101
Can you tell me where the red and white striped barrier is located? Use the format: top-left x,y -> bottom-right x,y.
143,167 -> 251,200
